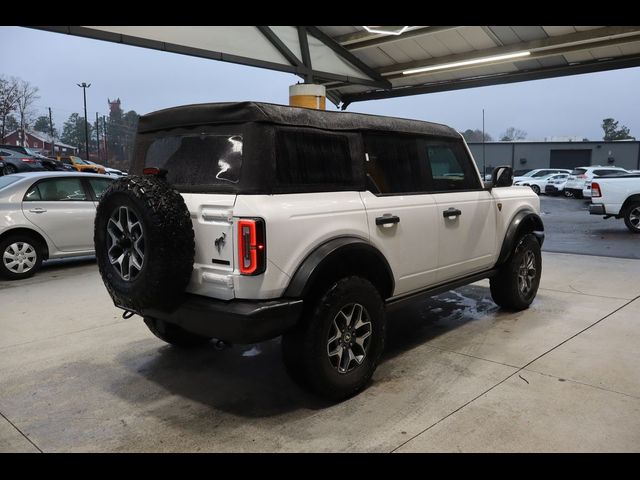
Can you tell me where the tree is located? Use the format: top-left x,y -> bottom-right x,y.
15,79 -> 40,146
3,114 -> 19,134
602,118 -> 634,141
33,115 -> 58,138
500,127 -> 527,141
61,112 -> 93,153
0,75 -> 20,141
460,128 -> 493,142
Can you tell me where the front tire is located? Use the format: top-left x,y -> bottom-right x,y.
0,234 -> 43,280
282,276 -> 386,401
490,234 -> 542,311
623,202 -> 640,233
144,317 -> 212,348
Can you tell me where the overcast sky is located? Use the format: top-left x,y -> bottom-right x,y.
2,26 -> 639,141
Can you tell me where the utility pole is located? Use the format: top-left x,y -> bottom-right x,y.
48,107 -> 55,157
95,112 -> 101,163
102,116 -> 109,168
77,82 -> 91,160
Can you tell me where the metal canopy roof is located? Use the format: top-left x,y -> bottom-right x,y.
34,26 -> 640,109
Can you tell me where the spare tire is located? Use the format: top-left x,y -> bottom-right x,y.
94,175 -> 195,312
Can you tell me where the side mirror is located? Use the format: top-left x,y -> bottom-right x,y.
488,165 -> 513,189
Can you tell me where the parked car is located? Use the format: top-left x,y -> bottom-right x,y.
515,172 -> 570,195
0,149 -> 46,175
0,171 -> 115,279
93,101 -> 544,400
565,166 -> 630,199
86,160 -> 127,176
0,144 -> 67,171
544,174 -> 571,196
589,173 -> 640,233
59,156 -> 106,174
513,168 -> 571,184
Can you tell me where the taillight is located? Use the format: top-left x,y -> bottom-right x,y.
143,167 -> 160,175
20,158 -> 37,164
591,182 -> 601,198
237,218 -> 266,275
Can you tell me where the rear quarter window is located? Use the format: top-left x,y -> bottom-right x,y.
275,129 -> 353,187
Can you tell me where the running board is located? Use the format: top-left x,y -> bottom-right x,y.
385,268 -> 498,312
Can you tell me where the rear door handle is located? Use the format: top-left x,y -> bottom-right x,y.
29,208 -> 47,213
443,208 -> 462,218
376,214 -> 400,226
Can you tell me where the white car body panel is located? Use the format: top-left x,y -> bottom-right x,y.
590,175 -> 640,215
0,172 -> 113,260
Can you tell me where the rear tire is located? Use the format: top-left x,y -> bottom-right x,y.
623,202 -> 640,233
490,234 -> 542,311
563,190 -> 573,198
2,164 -> 18,175
530,184 -> 540,195
144,317 -> 212,348
282,276 -> 386,401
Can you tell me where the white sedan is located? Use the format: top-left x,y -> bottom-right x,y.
0,171 -> 115,279
514,173 -> 569,195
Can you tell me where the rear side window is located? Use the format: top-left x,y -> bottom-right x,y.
145,134 -> 242,187
571,168 -> 587,175
363,134 -> 424,194
275,129 -> 353,186
88,178 -> 115,199
425,140 -> 480,192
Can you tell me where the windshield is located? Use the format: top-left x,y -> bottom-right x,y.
520,170 -> 538,177
145,134 -> 243,188
71,156 -> 90,165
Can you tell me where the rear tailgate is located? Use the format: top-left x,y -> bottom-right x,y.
182,193 -> 237,300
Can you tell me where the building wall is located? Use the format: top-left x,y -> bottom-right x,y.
467,141 -> 640,172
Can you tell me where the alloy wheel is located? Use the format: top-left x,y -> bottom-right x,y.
106,206 -> 145,281
517,250 -> 537,296
327,303 -> 372,374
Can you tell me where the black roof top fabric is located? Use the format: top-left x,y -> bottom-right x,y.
137,101 -> 460,138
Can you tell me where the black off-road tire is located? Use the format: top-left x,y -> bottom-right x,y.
623,201 -> 640,234
282,276 -> 386,401
0,233 -> 44,280
144,317 -> 212,348
490,233 -> 542,311
94,175 -> 195,312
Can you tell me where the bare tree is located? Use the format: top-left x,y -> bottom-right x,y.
500,127 -> 527,141
0,75 -> 21,142
15,79 -> 40,146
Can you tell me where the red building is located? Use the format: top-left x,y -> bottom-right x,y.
2,130 -> 77,156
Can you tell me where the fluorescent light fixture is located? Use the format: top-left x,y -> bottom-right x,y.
403,51 -> 531,75
363,26 -> 410,36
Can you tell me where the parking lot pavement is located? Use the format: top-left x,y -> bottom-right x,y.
1,251 -> 639,452
540,195 -> 640,259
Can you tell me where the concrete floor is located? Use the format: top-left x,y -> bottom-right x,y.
1,252 -> 640,452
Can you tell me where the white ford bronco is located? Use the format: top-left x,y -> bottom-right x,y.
94,102 -> 544,400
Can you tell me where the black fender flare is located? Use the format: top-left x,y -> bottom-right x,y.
284,236 -> 395,299
496,209 -> 545,266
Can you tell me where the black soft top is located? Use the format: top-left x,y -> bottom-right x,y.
137,101 -> 460,138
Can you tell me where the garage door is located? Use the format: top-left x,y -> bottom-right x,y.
550,149 -> 592,169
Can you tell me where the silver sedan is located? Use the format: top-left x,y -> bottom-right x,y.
0,171 -> 115,279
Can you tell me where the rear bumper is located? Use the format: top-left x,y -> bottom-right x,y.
589,204 -> 606,215
141,294 -> 304,344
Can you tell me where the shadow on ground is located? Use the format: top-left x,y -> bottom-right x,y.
107,284 -> 500,420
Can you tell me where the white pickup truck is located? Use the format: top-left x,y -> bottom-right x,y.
589,174 -> 640,233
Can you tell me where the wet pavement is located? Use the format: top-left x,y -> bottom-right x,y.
540,195 -> 639,259
1,251 -> 640,452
